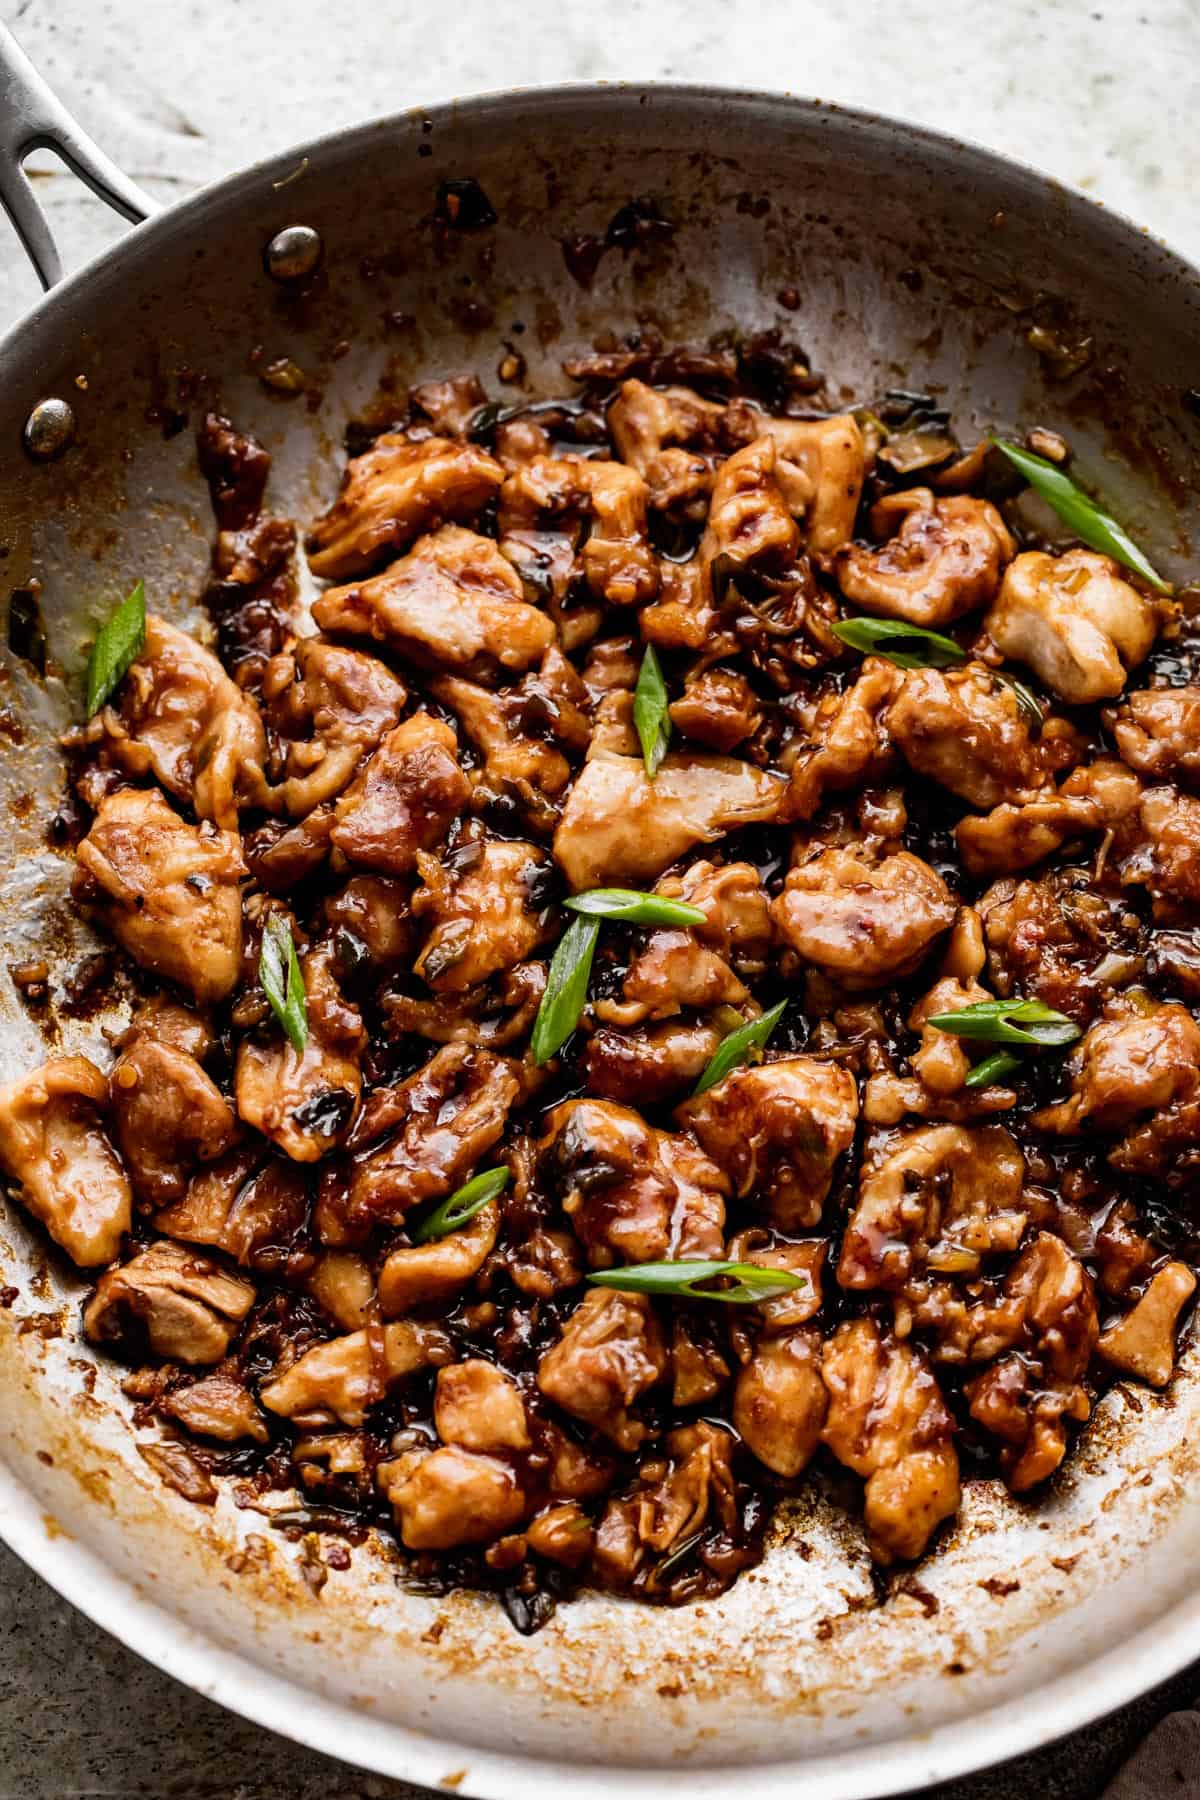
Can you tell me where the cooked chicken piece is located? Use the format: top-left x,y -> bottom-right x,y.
121,997 -> 214,1061
499,455 -> 658,605
84,1241 -> 256,1365
656,859 -> 773,976
154,1149 -> 308,1269
839,1125 -> 1027,1291
333,1046 -> 518,1230
306,1250 -> 377,1330
888,663 -> 1044,807
965,1232 -> 1097,1491
595,928 -> 748,1027
752,412 -> 865,555
734,1328 -> 828,1476
783,658 -> 900,820
984,549 -> 1158,703
0,1057 -> 131,1267
979,869 -> 1144,1024
537,1289 -> 667,1451
892,1275 -> 1026,1369
553,749 -> 782,890
85,614 -> 266,830
1097,1263 -> 1196,1388
236,941 -> 365,1162
836,489 -> 1013,625
526,1503 -> 595,1567
411,373 -> 487,436
430,656 -> 586,833
257,637 -> 407,817
260,1319 -> 453,1427
504,1223 -> 585,1300
639,556 -> 724,654
608,379 -> 726,512
434,1359 -> 531,1452
821,1317 -> 961,1563
1123,784 -> 1200,910
668,667 -> 762,752
213,513 -> 295,589
383,1445 -> 527,1550
109,1032 -> 236,1206
1032,994 -> 1200,1174
411,839 -> 555,991
540,1098 -> 728,1266
670,1314 -> 732,1406
330,713 -> 470,876
677,1057 -> 858,1231
583,1020 -> 722,1106
312,524 -> 555,678
957,757 -> 1143,879
594,1422 -> 738,1586
1106,687 -> 1200,785
726,1234 -> 827,1333
378,1198 -> 500,1315
701,434 -> 799,572
306,435 -> 504,580
243,806 -> 335,893
162,1369 -> 269,1443
73,789 -> 245,1002
322,875 -> 416,972
382,961 -> 546,1051
771,846 -> 955,988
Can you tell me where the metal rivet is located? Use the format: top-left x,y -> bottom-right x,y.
263,224 -> 323,282
23,397 -> 76,461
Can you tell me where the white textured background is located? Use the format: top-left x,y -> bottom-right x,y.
1,1 -> 1199,1794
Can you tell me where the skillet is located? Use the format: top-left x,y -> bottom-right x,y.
0,21 -> 1199,1797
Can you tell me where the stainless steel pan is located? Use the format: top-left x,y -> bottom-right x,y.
0,23 -> 1198,1797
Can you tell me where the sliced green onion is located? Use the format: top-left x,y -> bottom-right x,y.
692,1000 -> 787,1096
588,1258 -> 809,1306
927,997 -> 1080,1049
832,615 -> 966,670
991,439 -> 1170,594
409,1166 -> 510,1244
564,888 -> 706,927
633,644 -> 671,778
531,914 -> 600,1065
85,580 -> 146,716
963,1049 -> 1024,1089
259,915 -> 308,1055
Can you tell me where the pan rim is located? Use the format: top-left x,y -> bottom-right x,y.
1,76 -> 1198,1795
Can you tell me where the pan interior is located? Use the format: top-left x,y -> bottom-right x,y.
0,87 -> 1198,1790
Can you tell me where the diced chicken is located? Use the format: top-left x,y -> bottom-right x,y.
383,1445 -> 526,1550
593,1422 -> 738,1586
957,756 -> 1143,880
752,412 -> 865,555
836,489 -> 1013,625
701,434 -> 799,572
243,807 -> 334,893
322,874 -> 416,972
979,869 -> 1143,1024
312,524 -> 555,678
1123,784 -> 1200,911
236,941 -> 365,1162
655,859 -> 774,976
306,435 -> 504,580
771,846 -> 956,988
84,1241 -> 256,1365
583,1020 -> 722,1106
378,1198 -> 500,1315
553,749 -> 782,890
499,455 -> 658,605
382,961 -> 546,1051
595,928 -> 748,1026
888,663 -> 1044,808
669,667 -> 762,752
411,839 -> 555,991
109,1032 -> 236,1206
0,1057 -> 131,1267
434,1359 -> 531,1452
734,1327 -> 828,1476
154,1149 -> 309,1268
984,549 -> 1158,703
333,1046 -> 518,1230
163,1369 -> 269,1443
257,637 -> 407,817
783,658 -> 900,820
526,1503 -> 595,1567
608,379 -> 726,512
965,1232 -> 1097,1491
540,1098 -> 728,1266
821,1317 -> 961,1563
726,1234 -> 827,1333
670,1314 -> 732,1405
839,1125 -> 1027,1291
677,1057 -> 858,1231
122,997 -> 214,1061
87,614 -> 266,829
411,374 -> 487,436
1106,687 -> 1200,784
429,668 -> 576,834
330,713 -> 470,876
1097,1263 -> 1196,1388
537,1289 -> 667,1451
259,1319 -> 453,1426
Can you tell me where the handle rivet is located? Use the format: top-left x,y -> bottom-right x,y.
263,224 -> 323,282
23,397 -> 76,461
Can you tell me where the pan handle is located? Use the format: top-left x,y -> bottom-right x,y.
0,23 -> 159,289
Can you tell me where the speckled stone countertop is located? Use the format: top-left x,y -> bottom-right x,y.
1,1 -> 1199,1795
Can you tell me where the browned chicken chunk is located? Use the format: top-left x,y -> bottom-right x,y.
412,838 -> 555,990
330,714 -> 470,876
734,1327 -> 828,1476
0,1057 -> 131,1266
1106,687 -> 1200,784
236,941 -> 364,1162
84,1241 -> 256,1365
259,1319 -> 452,1426
257,636 -> 407,817
836,489 -> 1013,625
306,435 -> 504,579
771,847 -> 956,988
1097,1263 -> 1196,1388
109,1031 -> 236,1206
537,1289 -> 668,1451
984,549 -> 1158,703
